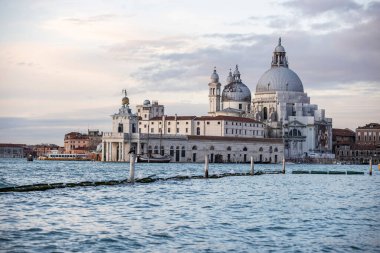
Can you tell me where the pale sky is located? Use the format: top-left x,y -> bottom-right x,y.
0,0 -> 379,145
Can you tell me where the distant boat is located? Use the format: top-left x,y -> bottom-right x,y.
137,154 -> 171,163
26,154 -> 33,162
39,153 -> 91,161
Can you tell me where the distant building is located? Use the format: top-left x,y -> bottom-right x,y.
0,143 -> 26,158
64,130 -> 102,154
334,123 -> 380,164
332,128 -> 356,162
33,144 -> 64,157
356,123 -> 380,145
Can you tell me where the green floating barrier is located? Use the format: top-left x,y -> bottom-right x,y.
311,171 -> 328,174
346,171 -> 364,175
292,170 -> 310,174
328,171 -> 346,175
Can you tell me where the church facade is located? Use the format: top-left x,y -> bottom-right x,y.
102,38 -> 333,162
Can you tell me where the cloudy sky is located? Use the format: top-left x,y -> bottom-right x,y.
0,0 -> 379,145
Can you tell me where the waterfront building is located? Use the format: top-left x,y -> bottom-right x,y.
356,123 -> 380,145
64,130 -> 102,154
0,143 -> 26,158
332,128 -> 356,162
102,38 -> 334,162
33,144 -> 63,157
334,123 -> 380,164
251,38 -> 333,160
102,92 -> 283,163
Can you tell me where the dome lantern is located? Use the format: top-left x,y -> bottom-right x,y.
226,68 -> 234,84
272,37 -> 288,68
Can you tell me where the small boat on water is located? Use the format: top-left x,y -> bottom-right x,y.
26,154 -> 33,162
137,154 -> 171,163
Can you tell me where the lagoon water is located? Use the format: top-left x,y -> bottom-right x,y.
0,159 -> 379,252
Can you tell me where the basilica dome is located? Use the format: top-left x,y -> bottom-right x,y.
256,37 -> 304,93
222,65 -> 251,102
256,67 -> 303,93
222,82 -> 251,102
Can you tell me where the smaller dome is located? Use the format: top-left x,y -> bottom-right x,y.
222,82 -> 251,102
122,97 -> 129,105
143,100 -> 151,106
275,45 -> 285,52
210,68 -> 219,83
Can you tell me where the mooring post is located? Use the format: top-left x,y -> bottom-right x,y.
282,157 -> 286,174
129,153 -> 135,183
250,156 -> 254,175
369,158 -> 372,176
204,154 -> 209,178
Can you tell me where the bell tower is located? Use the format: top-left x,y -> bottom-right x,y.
208,67 -> 221,115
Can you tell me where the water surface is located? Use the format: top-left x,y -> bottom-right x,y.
1,159 -> 379,252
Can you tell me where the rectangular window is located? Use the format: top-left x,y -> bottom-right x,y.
225,129 -> 228,134
151,128 -> 154,133
168,128 -> 171,133
177,128 -> 179,133
186,128 -> 188,133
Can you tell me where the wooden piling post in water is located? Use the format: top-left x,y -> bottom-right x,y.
129,154 -> 135,183
282,157 -> 286,174
369,158 -> 372,176
204,155 -> 209,178
250,156 -> 254,175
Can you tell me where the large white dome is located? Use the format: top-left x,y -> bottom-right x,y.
256,67 -> 304,93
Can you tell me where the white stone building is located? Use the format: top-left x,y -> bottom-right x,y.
251,38 -> 333,159
102,38 -> 333,162
102,92 -> 283,163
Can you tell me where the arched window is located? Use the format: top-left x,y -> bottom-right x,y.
269,146 -> 273,153
259,147 -> 263,152
210,146 -> 215,150
118,123 -> 123,133
263,107 -> 268,120
227,146 -> 231,151
274,147 -> 278,152
148,145 -> 152,154
154,145 -> 159,154
170,146 -> 174,156
181,146 -> 186,157
192,145 -> 197,150
243,147 -> 247,151
196,127 -> 200,135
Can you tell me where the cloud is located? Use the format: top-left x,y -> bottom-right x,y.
284,0 -> 362,16
63,14 -> 119,25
